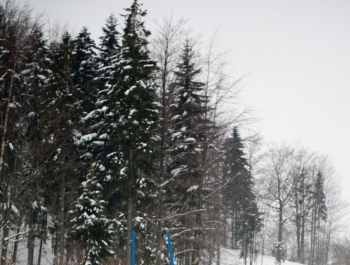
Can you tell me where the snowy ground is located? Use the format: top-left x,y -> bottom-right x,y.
220,248 -> 303,265
7,237 -> 303,265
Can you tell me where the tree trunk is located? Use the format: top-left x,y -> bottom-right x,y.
1,193 -> 12,265
27,216 -> 35,265
194,163 -> 204,263
126,149 -> 134,265
1,223 -> 10,265
155,68 -> 167,265
216,195 -> 221,265
310,206 -> 315,265
12,211 -> 25,265
223,218 -> 227,248
301,214 -> 305,264
295,188 -> 301,263
278,205 -> 283,244
230,218 -> 234,249
58,175 -> 65,265
37,236 -> 43,265
0,65 -> 16,265
216,223 -> 220,265
37,202 -> 47,265
0,62 -> 16,178
276,199 -> 283,265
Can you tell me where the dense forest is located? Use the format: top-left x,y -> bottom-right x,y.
0,0 -> 348,265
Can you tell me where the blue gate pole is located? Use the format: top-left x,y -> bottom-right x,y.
132,230 -> 136,265
167,233 -> 175,265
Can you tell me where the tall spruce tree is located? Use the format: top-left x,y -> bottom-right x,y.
166,39 -> 207,265
40,32 -> 81,265
314,171 -> 327,221
221,127 -> 261,261
310,171 -> 327,265
111,1 -> 158,263
76,1 -> 158,264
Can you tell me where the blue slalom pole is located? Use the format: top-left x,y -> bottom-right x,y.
132,230 -> 136,265
167,233 -> 175,265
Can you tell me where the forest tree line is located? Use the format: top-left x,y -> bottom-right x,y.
0,0 -> 347,265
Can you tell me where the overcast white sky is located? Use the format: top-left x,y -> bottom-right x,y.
19,0 -> 350,200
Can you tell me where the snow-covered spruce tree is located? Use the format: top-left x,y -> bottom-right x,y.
95,14 -> 120,92
73,27 -> 98,115
166,39 -> 207,265
78,16 -> 121,208
40,32 -> 82,265
77,1 -> 158,264
99,14 -> 120,62
69,169 -> 116,265
73,97 -> 122,262
111,1 -> 158,263
221,127 -> 261,262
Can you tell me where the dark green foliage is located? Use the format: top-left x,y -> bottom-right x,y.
164,39 -> 209,265
221,127 -> 261,253
112,0 -> 158,157
222,127 -> 252,208
314,171 -> 327,221
99,14 -> 120,60
38,35 -> 82,263
107,0 -> 158,200
95,14 -> 120,90
111,1 -> 158,262
69,170 -> 116,265
76,2 -> 158,263
73,27 -> 98,115
167,39 -> 206,200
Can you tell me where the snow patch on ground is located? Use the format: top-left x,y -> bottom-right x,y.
219,248 -> 303,265
6,235 -> 304,265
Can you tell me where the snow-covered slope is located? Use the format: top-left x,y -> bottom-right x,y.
220,248 -> 303,265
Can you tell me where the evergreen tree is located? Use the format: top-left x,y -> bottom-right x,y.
221,127 -> 261,260
99,14 -> 120,60
310,171 -> 327,265
96,14 -> 120,90
110,1 -> 158,263
21,25 -> 50,265
69,169 -> 116,265
166,39 -> 207,265
77,2 -> 158,263
314,171 -> 327,221
40,32 -> 81,265
73,27 -> 98,115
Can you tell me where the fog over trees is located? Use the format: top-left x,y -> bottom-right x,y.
0,1 -> 348,265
